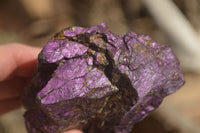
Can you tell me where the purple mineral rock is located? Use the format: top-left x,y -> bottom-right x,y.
22,23 -> 185,133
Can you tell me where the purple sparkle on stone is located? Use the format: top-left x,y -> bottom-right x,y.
22,23 -> 185,133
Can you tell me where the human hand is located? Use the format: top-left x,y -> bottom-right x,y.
0,43 -> 41,115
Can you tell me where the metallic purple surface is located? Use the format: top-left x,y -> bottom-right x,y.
22,23 -> 185,133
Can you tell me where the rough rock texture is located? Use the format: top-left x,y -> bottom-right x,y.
22,23 -> 185,133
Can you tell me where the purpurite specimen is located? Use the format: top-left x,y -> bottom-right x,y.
22,23 -> 185,133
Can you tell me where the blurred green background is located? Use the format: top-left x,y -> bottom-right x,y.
0,0 -> 200,133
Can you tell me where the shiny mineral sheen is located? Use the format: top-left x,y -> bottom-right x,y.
22,23 -> 185,133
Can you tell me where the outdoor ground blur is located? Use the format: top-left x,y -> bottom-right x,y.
0,0 -> 200,133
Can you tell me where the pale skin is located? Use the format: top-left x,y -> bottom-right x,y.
0,44 -> 82,133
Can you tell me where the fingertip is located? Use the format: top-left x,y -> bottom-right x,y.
62,129 -> 83,133
0,43 -> 41,81
11,44 -> 41,78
